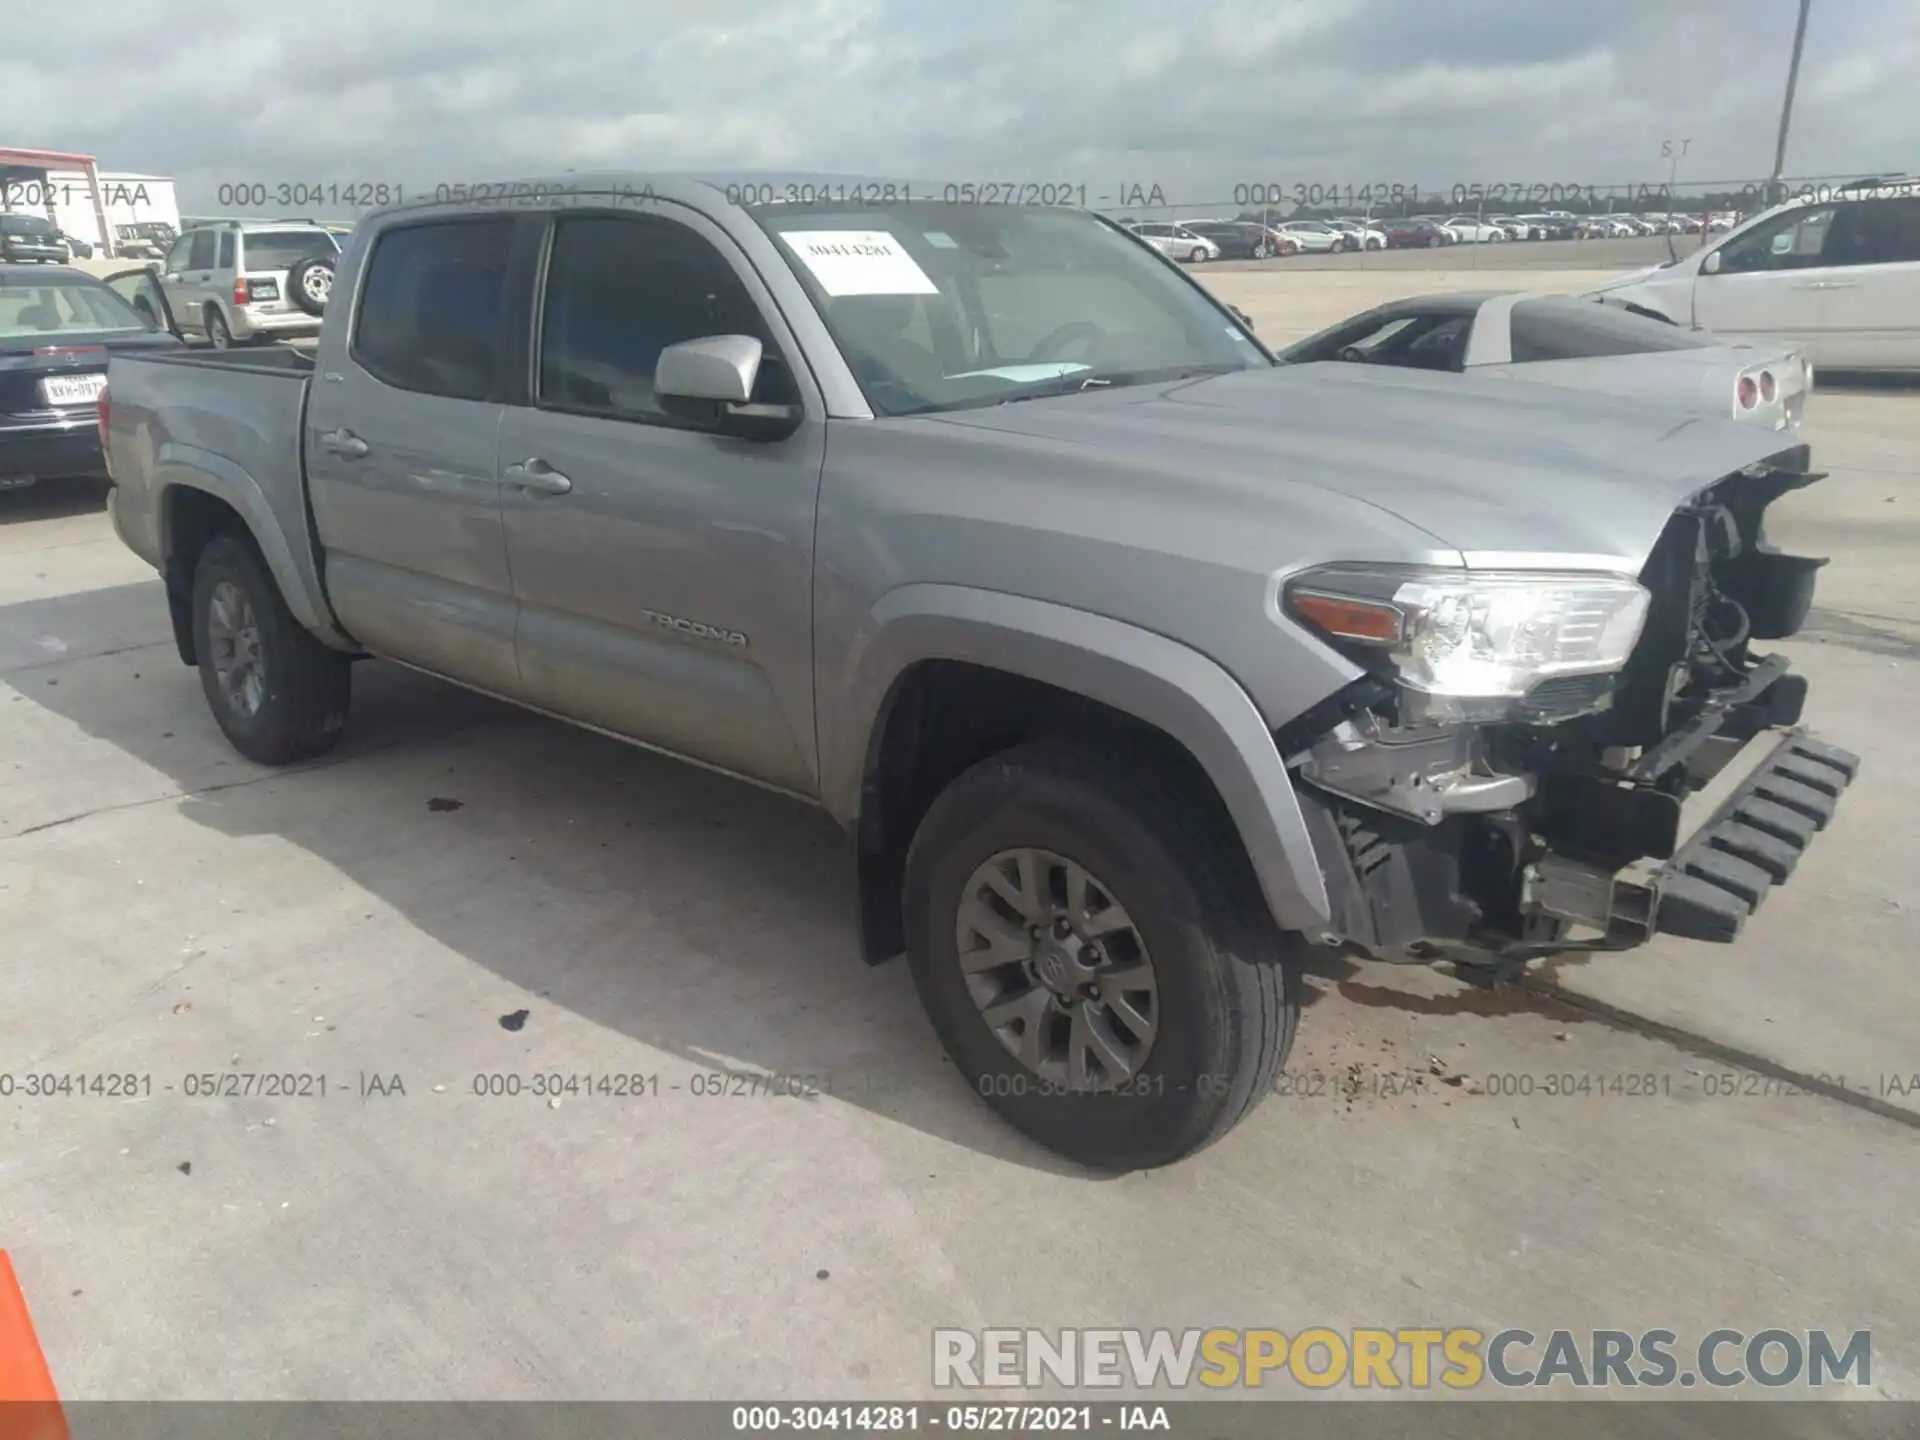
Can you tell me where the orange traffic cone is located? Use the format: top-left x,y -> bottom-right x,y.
0,1253 -> 66,1440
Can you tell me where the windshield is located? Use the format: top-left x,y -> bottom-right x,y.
239,230 -> 338,271
750,202 -> 1268,416
0,281 -> 149,339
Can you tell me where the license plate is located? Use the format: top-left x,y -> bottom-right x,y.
42,373 -> 106,406
249,279 -> 280,301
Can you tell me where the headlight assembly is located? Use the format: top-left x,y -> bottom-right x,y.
1284,565 -> 1651,723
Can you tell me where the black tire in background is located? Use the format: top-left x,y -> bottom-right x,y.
190,534 -> 351,764
903,741 -> 1300,1172
287,254 -> 334,317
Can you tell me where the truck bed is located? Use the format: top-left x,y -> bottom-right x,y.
103,342 -> 339,647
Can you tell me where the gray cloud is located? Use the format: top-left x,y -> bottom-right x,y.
2,0 -> 1912,212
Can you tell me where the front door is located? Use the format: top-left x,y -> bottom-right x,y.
302,215 -> 525,697
496,207 -> 826,795
1692,203 -> 1837,354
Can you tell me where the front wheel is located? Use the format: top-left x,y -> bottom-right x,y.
191,534 -> 351,764
1186,246 -> 1207,264
904,742 -> 1300,1171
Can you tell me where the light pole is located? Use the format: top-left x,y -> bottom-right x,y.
1767,0 -> 1813,206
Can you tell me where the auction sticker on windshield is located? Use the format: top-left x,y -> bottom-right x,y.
779,231 -> 939,296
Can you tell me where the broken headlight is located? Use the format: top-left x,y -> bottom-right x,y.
1284,565 -> 1652,723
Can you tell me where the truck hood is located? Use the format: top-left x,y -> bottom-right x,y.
925,363 -> 1807,571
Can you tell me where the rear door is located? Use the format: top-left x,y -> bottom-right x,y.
1691,203 -> 1837,353
302,215 -> 527,696
496,206 -> 827,793
163,229 -> 217,330
1809,195 -> 1920,368
102,268 -> 181,335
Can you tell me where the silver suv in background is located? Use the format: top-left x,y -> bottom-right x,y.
157,222 -> 341,347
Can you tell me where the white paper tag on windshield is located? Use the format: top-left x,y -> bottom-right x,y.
780,230 -> 939,296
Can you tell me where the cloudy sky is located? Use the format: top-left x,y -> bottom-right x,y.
5,0 -> 1916,212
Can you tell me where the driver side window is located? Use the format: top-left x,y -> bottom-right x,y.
536,213 -> 795,426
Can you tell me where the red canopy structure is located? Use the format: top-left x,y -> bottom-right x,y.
0,146 -> 117,257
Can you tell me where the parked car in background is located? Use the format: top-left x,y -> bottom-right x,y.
1274,220 -> 1345,253
1381,218 -> 1452,249
1181,220 -> 1282,260
58,231 -> 94,259
1577,217 -> 1639,239
1487,216 -> 1535,240
1,264 -> 182,491
1514,214 -> 1577,240
1278,290 -> 1809,430
157,221 -> 343,347
1589,180 -> 1920,369
1327,219 -> 1387,250
1125,221 -> 1221,263
1441,216 -> 1508,243
97,176 -> 1858,1171
0,214 -> 68,264
115,222 -> 178,260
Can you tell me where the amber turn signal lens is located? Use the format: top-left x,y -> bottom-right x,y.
1288,590 -> 1403,643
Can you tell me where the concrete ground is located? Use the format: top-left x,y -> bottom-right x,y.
1,257 -> 1916,1413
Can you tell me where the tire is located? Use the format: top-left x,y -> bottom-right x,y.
190,534 -> 351,765
903,741 -> 1300,1172
205,306 -> 233,349
287,254 -> 334,316
1427,234 -> 1442,248
1187,247 -> 1207,264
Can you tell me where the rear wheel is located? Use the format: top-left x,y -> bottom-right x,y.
205,307 -> 233,349
904,742 -> 1300,1171
191,534 -> 351,764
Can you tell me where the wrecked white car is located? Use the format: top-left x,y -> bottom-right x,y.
1277,291 -> 1808,430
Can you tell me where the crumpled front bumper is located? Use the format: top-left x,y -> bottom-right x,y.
1529,728 -> 1861,945
1636,730 -> 1860,941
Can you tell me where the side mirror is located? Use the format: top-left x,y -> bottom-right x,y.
656,334 -> 801,442
1702,250 -> 1723,275
1228,305 -> 1255,332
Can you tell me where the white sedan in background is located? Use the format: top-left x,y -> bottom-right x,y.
1273,221 -> 1347,253
1123,222 -> 1221,263
1328,219 -> 1387,250
1441,216 -> 1509,243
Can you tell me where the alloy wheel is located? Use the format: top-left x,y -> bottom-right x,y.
954,847 -> 1160,1090
206,580 -> 266,717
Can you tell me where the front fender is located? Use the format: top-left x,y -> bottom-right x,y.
823,583 -> 1333,935
157,443 -> 352,650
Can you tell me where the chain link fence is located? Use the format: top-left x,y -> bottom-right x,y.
1092,169 -> 1913,267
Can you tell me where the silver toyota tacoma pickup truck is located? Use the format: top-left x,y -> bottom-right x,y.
99,175 -> 1859,1170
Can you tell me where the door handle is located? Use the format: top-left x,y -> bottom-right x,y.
318,427 -> 369,458
503,458 -> 572,495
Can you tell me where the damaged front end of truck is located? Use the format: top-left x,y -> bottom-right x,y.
1276,447 -> 1861,982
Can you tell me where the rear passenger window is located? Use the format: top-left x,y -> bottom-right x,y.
536,214 -> 792,424
1855,197 -> 1920,265
217,231 -> 234,268
1510,300 -> 1711,361
352,219 -> 514,402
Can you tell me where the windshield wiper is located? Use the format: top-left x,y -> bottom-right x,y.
996,363 -> 1243,405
